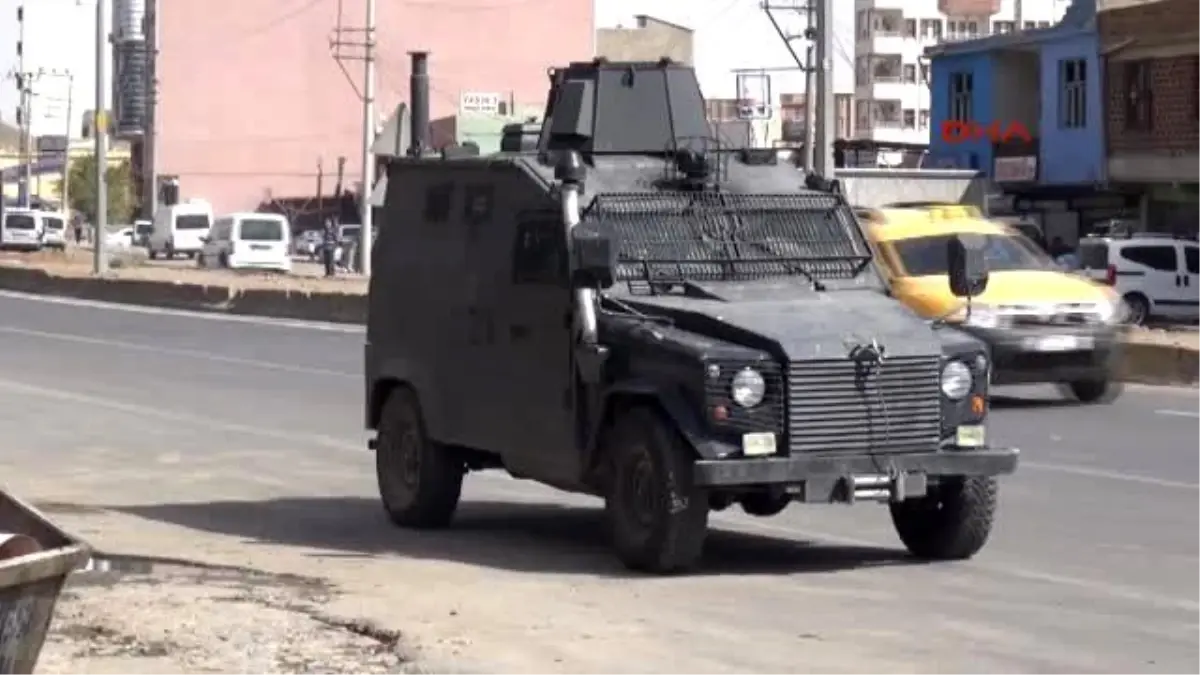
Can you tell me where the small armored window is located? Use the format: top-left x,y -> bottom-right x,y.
424,182 -> 455,222
511,212 -> 566,285
462,184 -> 494,225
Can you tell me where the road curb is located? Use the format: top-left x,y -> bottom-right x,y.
0,265 -> 367,325
0,265 -> 1194,386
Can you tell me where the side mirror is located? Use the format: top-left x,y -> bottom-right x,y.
947,233 -> 989,298
570,222 -> 617,289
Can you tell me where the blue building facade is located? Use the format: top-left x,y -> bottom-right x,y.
925,0 -> 1140,243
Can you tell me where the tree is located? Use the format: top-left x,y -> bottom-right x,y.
67,154 -> 135,223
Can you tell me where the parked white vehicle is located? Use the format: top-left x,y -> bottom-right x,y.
104,226 -> 136,249
39,212 -> 67,250
0,208 -> 45,251
1078,233 -> 1199,324
147,200 -> 213,259
198,212 -> 292,273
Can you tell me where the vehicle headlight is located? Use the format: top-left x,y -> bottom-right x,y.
941,361 -> 973,400
731,368 -> 766,408
1095,298 -> 1117,324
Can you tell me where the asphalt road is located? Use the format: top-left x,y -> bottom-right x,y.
0,289 -> 1195,673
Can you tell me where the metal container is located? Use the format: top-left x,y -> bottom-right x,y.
0,491 -> 91,674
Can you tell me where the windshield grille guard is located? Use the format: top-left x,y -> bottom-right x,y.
581,192 -> 873,285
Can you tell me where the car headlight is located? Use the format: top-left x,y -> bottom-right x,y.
1094,298 -> 1118,324
731,368 -> 766,408
941,361 -> 973,400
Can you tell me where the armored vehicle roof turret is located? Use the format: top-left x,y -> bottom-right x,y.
536,58 -> 712,156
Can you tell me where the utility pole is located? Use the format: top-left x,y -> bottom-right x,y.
94,0 -> 109,274
813,0 -> 835,177
63,74 -> 74,214
1014,0 -> 1024,31
762,2 -> 816,171
17,77 -> 33,206
142,0 -> 159,220
329,0 -> 376,276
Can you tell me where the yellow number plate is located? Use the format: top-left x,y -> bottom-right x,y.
742,432 -> 777,457
956,425 -> 986,447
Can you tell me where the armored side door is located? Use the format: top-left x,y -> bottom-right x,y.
491,188 -> 578,481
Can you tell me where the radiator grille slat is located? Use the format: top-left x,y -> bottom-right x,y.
788,356 -> 941,454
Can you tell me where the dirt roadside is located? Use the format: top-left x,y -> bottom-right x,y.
0,249 -> 368,296
38,560 -> 422,674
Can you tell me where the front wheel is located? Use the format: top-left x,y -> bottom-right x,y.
603,407 -> 709,574
375,388 -> 463,528
890,476 -> 997,561
1066,378 -> 1122,404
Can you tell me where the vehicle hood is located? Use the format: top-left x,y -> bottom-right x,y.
622,286 -> 944,361
894,270 -> 1113,318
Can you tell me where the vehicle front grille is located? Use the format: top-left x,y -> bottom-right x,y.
1002,303 -> 1102,327
704,359 -> 785,434
787,356 -> 941,454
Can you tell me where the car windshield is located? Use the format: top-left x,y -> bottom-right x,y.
891,233 -> 1051,277
5,215 -> 36,230
175,214 -> 210,230
44,217 -> 64,230
238,218 -> 285,241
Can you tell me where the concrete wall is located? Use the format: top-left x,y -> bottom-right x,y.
1039,32 -> 1106,184
836,168 -> 991,208
596,15 -> 693,65
927,52 -> 996,172
156,0 -> 593,212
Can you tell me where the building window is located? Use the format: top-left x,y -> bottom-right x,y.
1123,60 -> 1153,131
920,19 -> 943,40
993,20 -> 1014,34
1037,21 -> 1050,28
904,19 -> 917,37
1024,21 -> 1036,30
950,72 -> 973,122
919,109 -> 930,129
967,21 -> 979,36
903,109 -> 916,128
920,63 -> 930,83
902,64 -> 917,83
1059,58 -> 1087,129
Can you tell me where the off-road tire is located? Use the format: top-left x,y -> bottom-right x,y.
603,406 -> 709,574
148,248 -> 158,260
375,388 -> 463,529
1067,378 -> 1122,404
890,476 -> 997,561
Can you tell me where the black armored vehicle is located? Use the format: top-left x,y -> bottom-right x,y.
365,56 -> 1020,573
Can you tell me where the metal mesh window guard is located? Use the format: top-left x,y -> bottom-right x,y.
582,192 -> 872,284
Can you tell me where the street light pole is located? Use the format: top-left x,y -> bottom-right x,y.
94,0 -> 109,274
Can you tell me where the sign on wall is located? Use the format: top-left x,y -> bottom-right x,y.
459,92 -> 504,116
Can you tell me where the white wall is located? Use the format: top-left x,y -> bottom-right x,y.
596,0 -> 856,101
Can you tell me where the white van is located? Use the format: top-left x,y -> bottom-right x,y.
148,201 -> 213,259
0,208 -> 45,251
40,212 -> 67,250
198,212 -> 292,273
1079,233 -> 1199,324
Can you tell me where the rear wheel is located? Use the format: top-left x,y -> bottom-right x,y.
375,388 -> 463,528
890,476 -> 997,561
1122,293 -> 1150,326
603,407 -> 708,574
148,248 -> 158,260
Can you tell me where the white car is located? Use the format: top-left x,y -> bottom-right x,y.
0,208 -> 45,250
198,212 -> 292,273
1078,233 -> 1199,325
104,226 -> 135,249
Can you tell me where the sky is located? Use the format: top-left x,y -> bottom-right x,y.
595,0 -> 857,100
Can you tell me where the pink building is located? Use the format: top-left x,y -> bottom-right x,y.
155,0 -> 594,212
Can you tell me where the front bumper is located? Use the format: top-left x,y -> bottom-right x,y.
965,324 -> 1122,385
694,446 -> 1019,497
